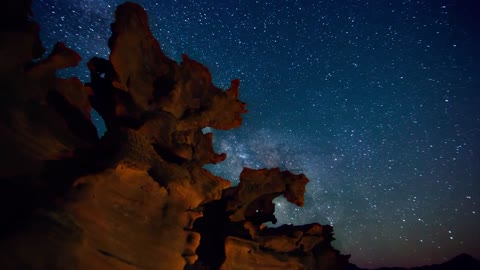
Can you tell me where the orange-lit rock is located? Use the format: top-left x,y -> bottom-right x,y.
225,168 -> 309,223
192,168 -> 348,270
0,1 -> 348,269
222,236 -> 305,270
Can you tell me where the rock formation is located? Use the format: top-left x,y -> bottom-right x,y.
0,1 -> 348,269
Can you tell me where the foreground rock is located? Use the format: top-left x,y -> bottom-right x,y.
0,1 -> 347,269
192,168 -> 348,270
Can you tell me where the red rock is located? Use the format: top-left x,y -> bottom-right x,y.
192,168 -> 348,269
0,1 -> 348,269
225,168 -> 309,223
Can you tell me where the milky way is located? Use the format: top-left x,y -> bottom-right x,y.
32,0 -> 479,267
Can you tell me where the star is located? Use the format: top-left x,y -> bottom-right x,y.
32,0 -> 480,267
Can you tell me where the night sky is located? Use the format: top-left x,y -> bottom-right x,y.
32,0 -> 479,268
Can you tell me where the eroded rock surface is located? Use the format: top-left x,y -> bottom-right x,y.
191,168 -> 348,270
0,1 -> 348,269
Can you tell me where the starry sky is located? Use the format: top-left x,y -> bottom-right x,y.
32,0 -> 479,268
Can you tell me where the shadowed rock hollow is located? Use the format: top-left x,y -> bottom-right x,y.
0,1 -> 348,269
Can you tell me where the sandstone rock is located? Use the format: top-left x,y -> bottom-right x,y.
225,168 -> 309,223
0,1 -> 348,269
192,168 -> 349,270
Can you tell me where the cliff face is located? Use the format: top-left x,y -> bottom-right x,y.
0,1 -> 348,269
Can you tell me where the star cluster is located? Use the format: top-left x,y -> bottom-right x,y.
32,0 -> 479,267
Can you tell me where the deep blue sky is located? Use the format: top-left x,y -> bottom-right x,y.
32,0 -> 479,268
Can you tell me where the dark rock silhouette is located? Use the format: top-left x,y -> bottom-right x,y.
0,1 -> 348,269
